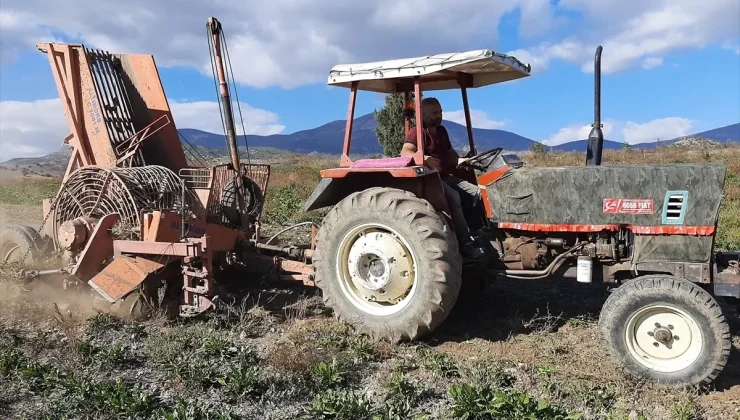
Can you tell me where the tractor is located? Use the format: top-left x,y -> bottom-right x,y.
304,47 -> 739,387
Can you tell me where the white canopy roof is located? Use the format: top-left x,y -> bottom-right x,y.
327,49 -> 531,93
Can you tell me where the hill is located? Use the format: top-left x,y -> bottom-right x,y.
181,117 -> 740,155
4,116 -> 738,166
178,112 -> 538,155
552,122 -> 740,152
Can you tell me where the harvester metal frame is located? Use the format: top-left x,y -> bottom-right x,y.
4,18 -> 314,319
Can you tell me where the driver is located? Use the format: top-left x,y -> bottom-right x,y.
400,97 -> 485,260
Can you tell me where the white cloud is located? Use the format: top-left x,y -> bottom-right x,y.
0,98 -> 284,162
445,110 -> 506,129
170,101 -> 285,136
642,57 -> 663,69
0,99 -> 67,161
542,120 -> 617,146
0,0 -> 556,89
722,39 -> 740,55
508,0 -> 739,74
622,117 -> 693,144
542,117 -> 694,145
4,1 -> 734,88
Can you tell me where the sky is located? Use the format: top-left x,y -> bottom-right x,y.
0,0 -> 739,161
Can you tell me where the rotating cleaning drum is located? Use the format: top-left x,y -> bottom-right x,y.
52,165 -> 188,246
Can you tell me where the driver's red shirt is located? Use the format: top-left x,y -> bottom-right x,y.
405,125 -> 455,177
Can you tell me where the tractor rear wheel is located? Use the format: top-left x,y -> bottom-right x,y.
313,187 -> 462,342
598,275 -> 731,386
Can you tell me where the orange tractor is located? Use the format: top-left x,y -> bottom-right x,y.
305,46 -> 738,387
1,17 -> 737,387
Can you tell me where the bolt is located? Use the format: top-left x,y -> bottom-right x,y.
653,342 -> 659,347
674,336 -> 679,340
667,325 -> 674,330
647,331 -> 654,337
655,323 -> 661,328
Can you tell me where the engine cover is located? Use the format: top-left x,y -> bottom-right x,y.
483,163 -> 727,265
483,163 -> 726,228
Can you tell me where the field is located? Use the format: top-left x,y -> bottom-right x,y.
1,145 -> 739,420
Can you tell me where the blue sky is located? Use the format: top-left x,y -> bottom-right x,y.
1,0 -> 739,161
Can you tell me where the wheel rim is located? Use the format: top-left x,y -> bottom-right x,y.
625,303 -> 703,373
1,241 -> 23,263
335,223 -> 417,316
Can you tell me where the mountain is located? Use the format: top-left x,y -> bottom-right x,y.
549,122 -> 740,152
3,117 -> 738,166
550,139 -> 626,152
682,123 -> 740,143
180,116 -> 740,156
178,112 -> 538,155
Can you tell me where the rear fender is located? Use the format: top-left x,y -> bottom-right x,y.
304,172 -> 449,215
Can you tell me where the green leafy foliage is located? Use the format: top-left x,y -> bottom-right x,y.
448,383 -> 582,420
374,93 -> 414,157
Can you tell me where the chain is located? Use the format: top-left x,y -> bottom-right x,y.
20,186 -> 63,264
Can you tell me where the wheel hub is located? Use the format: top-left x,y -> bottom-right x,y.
345,230 -> 414,305
626,304 -> 702,373
653,326 -> 673,344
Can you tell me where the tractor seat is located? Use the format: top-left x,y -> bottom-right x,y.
351,156 -> 414,169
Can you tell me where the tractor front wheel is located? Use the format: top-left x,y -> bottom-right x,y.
598,275 -> 731,386
313,187 -> 462,343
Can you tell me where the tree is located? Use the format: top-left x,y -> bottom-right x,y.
529,141 -> 546,155
374,93 -> 415,157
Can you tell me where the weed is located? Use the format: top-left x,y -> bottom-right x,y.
417,347 -> 459,378
669,396 -> 700,420
0,346 -> 25,377
537,365 -> 558,376
218,361 -> 267,400
377,372 -> 430,419
459,361 -> 516,389
310,358 -> 348,390
86,312 -> 123,334
263,184 -> 307,225
301,389 -> 375,420
448,383 -> 582,420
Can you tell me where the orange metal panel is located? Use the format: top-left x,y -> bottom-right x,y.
117,54 -> 188,172
145,210 -> 240,252
87,256 -> 166,303
480,189 -> 493,219
71,213 -> 120,282
496,222 -> 716,235
37,43 -> 96,167
321,167 -> 429,178
477,165 -> 510,186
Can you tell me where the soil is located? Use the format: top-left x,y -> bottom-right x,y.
1,204 -> 739,420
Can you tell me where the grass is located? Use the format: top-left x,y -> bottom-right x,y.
0,178 -> 58,206
0,145 -> 739,419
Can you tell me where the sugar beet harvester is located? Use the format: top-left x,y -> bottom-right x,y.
1,18 -> 737,387
1,18 -> 316,317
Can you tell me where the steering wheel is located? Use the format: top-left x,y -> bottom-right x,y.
457,147 -> 504,172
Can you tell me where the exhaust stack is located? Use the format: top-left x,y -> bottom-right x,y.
585,45 -> 604,166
